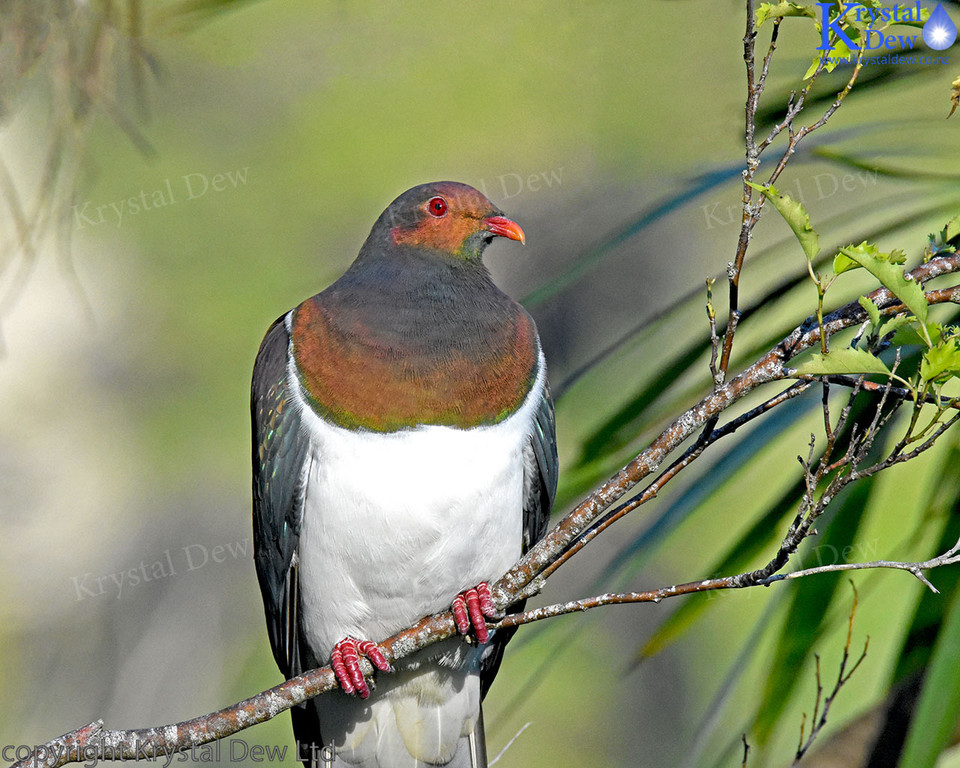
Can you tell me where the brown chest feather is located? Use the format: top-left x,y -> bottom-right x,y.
291,296 -> 539,432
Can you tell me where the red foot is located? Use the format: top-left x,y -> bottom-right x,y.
330,637 -> 392,699
452,582 -> 499,644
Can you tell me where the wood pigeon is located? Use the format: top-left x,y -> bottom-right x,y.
251,181 -> 558,768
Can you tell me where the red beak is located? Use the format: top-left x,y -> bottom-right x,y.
484,215 -> 526,245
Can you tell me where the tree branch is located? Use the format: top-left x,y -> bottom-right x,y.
16,251 -> 960,768
493,252 -> 960,608
23,531 -> 960,768
14,1 -> 960,757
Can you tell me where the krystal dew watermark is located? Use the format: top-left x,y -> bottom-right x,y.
702,167 -> 879,230
2,738 -> 295,768
72,167 -> 250,230
701,538 -> 881,600
795,538 -> 880,569
475,167 -> 564,201
70,537 -> 252,601
817,2 -> 958,54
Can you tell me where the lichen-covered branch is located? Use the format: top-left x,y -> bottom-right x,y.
16,252 -> 960,768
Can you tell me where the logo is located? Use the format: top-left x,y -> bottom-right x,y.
924,3 -> 958,49
817,2 -> 957,53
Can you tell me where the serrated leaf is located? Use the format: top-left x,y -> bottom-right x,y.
834,253 -> 859,274
833,241 -> 883,275
859,295 -> 881,327
877,313 -> 917,341
756,1 -> 816,26
920,338 -> 960,383
747,182 -> 820,260
834,242 -> 929,331
794,347 -> 892,377
890,322 -> 941,347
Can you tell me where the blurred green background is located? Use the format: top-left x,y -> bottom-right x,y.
2,1 -> 960,766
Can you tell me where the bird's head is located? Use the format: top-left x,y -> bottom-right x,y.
371,181 -> 525,260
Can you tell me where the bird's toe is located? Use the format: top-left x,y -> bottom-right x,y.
452,582 -> 499,644
330,636 -> 392,698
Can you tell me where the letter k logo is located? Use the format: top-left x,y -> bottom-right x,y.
817,2 -> 861,50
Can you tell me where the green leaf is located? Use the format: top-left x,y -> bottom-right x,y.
753,479 -> 873,744
945,213 -> 960,244
805,38 -> 854,78
881,6 -> 930,29
834,242 -> 929,332
859,295 -> 881,328
833,242 -> 905,274
572,338 -> 710,471
794,347 -> 892,377
920,337 -> 960,383
877,313 -> 917,341
833,241 -> 882,274
897,581 -> 960,768
747,183 -> 820,261
834,253 -> 859,274
637,477 -> 806,662
891,322 -> 943,348
756,1 -> 816,26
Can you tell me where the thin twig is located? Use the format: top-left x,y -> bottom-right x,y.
792,584 -> 870,764
496,539 -> 960,631
718,15 -> 868,384
523,380 -> 813,594
488,722 -> 533,766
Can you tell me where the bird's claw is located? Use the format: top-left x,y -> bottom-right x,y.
330,636 -> 392,698
452,582 -> 499,644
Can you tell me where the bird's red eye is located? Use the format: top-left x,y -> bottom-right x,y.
427,196 -> 448,217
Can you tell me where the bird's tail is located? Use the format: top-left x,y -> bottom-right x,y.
294,707 -> 486,768
464,708 -> 488,768
292,672 -> 487,768
291,638 -> 487,768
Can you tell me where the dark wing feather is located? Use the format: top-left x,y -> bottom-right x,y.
252,313 -> 311,679
480,381 -> 558,698
524,383 -> 558,548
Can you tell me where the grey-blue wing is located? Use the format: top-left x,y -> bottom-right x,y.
479,382 -> 558,699
524,383 -> 558,549
252,313 -> 311,679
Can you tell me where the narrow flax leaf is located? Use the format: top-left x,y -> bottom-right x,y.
637,477 -> 807,661
897,579 -> 960,768
945,211 -> 960,242
753,480 -> 874,744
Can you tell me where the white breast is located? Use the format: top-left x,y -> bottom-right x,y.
291,352 -> 545,662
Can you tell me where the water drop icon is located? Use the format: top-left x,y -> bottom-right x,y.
923,3 -> 957,51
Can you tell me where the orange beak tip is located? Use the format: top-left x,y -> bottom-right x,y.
485,215 -> 526,245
